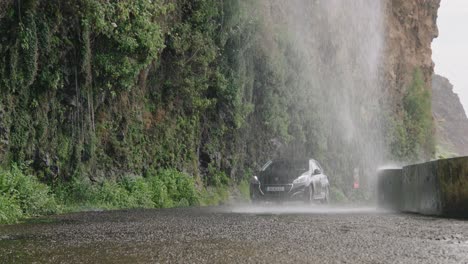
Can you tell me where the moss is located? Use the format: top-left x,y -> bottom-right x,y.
437,158 -> 468,216
390,69 -> 435,162
19,11 -> 39,88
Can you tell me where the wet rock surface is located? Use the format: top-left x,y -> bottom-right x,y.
0,206 -> 467,263
432,74 -> 468,156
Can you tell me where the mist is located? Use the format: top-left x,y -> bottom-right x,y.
252,0 -> 387,194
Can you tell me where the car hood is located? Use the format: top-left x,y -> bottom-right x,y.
259,170 -> 302,185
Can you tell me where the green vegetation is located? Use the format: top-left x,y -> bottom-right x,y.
329,186 -> 348,203
54,169 -> 198,210
1,164 -> 242,224
0,0 -> 437,222
390,69 -> 435,162
0,0 -> 252,224
0,165 -> 58,224
237,178 -> 251,202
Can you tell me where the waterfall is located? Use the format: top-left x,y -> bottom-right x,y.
258,0 -> 387,192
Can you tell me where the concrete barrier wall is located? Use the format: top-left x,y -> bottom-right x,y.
436,157 -> 468,217
402,161 -> 442,215
377,169 -> 402,210
378,157 -> 468,217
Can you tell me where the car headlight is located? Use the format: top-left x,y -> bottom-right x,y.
293,176 -> 307,184
251,176 -> 259,184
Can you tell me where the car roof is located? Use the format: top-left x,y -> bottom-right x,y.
272,158 -> 317,162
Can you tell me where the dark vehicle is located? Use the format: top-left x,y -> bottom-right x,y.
250,159 -> 330,203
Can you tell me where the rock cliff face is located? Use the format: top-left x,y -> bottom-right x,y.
432,75 -> 468,157
0,1 -> 443,189
384,0 -> 440,106
0,1 -> 13,19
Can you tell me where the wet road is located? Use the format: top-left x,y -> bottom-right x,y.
1,205 -> 467,263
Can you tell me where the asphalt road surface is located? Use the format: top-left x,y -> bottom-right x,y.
1,204 -> 467,263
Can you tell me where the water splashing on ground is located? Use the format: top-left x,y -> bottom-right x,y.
220,203 -> 383,215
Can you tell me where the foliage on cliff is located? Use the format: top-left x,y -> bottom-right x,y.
0,165 -> 58,224
0,0 -> 242,179
0,0 -> 437,223
390,69 -> 435,162
0,164 -> 211,224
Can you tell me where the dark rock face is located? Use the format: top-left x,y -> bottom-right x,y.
0,0 -> 13,19
383,0 -> 441,161
0,1 -> 444,182
0,105 -> 8,160
432,74 -> 468,156
384,0 -> 441,107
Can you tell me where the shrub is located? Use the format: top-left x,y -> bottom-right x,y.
51,169 -> 199,211
237,178 -> 250,201
148,175 -> 173,208
199,186 -> 230,206
0,196 -> 23,224
153,169 -> 199,206
0,165 -> 224,224
205,164 -> 230,187
0,165 -> 58,224
53,177 -> 96,207
329,186 -> 348,204
96,180 -> 133,208
121,176 -> 155,208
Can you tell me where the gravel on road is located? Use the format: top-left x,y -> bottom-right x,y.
0,205 -> 467,263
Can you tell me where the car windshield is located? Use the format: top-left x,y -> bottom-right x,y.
262,160 -> 308,175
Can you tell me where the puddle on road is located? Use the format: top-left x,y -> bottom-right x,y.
218,203 -> 386,215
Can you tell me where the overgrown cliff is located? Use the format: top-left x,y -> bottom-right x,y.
383,0 -> 440,161
432,74 -> 468,157
0,0 -> 440,217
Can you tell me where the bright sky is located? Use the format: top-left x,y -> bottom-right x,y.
432,0 -> 468,115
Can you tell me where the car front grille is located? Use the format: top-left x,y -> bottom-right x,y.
262,176 -> 295,185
